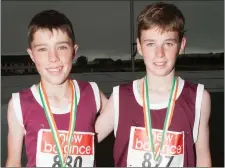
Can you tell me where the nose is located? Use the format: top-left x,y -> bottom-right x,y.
156,46 -> 165,58
48,49 -> 59,63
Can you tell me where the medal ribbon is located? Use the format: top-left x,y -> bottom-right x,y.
38,79 -> 77,167
142,76 -> 179,161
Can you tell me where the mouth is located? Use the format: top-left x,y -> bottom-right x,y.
46,66 -> 63,73
153,62 -> 167,67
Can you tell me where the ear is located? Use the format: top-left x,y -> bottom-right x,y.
179,37 -> 187,55
72,44 -> 79,60
27,48 -> 35,63
136,38 -> 143,56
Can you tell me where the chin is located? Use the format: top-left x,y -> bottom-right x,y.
42,76 -> 68,85
148,68 -> 173,77
38,70 -> 70,84
50,80 -> 66,85
154,72 -> 169,77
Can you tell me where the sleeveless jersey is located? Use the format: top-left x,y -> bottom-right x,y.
12,80 -> 101,167
113,77 -> 204,167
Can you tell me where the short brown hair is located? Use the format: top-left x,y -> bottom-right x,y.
28,10 -> 75,48
137,2 -> 185,41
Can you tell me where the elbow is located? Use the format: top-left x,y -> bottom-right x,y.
95,128 -> 103,143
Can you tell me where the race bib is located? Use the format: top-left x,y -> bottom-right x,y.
36,129 -> 95,167
127,126 -> 184,167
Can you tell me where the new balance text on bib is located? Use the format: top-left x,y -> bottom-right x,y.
127,126 -> 184,167
36,129 -> 95,167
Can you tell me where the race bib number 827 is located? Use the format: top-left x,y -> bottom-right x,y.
127,127 -> 184,167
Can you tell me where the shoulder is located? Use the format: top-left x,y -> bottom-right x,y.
182,78 -> 199,89
73,80 -> 100,93
74,79 -> 98,88
75,80 -> 92,88
113,80 -> 135,92
180,78 -> 204,97
73,80 -> 102,111
11,86 -> 34,104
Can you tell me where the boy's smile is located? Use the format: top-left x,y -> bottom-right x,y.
137,27 -> 186,77
27,29 -> 78,85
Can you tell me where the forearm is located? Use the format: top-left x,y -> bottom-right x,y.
95,117 -> 114,142
6,159 -> 21,167
6,133 -> 24,167
196,150 -> 211,167
96,94 -> 114,142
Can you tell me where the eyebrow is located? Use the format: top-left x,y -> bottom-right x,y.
143,39 -> 155,42
33,43 -> 47,48
164,38 -> 178,42
33,41 -> 71,48
143,38 -> 178,42
56,41 -> 71,45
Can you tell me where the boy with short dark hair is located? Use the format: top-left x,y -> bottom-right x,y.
6,9 -> 107,167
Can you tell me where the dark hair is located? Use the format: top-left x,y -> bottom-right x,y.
28,9 -> 75,48
137,2 -> 185,41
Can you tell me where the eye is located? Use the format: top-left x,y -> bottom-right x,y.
165,43 -> 174,47
38,48 -> 47,52
146,43 -> 155,47
58,46 -> 68,50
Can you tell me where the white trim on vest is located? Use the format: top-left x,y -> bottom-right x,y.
12,93 -> 26,134
89,82 -> 100,113
30,80 -> 80,114
133,77 -> 185,109
113,86 -> 120,137
72,80 -> 81,105
193,84 -> 204,143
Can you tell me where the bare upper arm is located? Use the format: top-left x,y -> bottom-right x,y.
6,98 -> 25,167
95,94 -> 115,142
99,91 -> 108,113
195,90 -> 211,167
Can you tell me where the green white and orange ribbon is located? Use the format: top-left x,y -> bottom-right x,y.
142,76 -> 179,162
38,79 -> 77,167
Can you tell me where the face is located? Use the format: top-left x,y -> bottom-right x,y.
137,27 -> 186,77
27,29 -> 78,85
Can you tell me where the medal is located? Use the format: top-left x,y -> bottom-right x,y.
38,79 -> 77,167
142,76 -> 179,162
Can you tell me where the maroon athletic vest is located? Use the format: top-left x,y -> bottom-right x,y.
113,79 -> 199,167
18,81 -> 97,167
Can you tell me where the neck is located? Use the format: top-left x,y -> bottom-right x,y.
38,78 -> 71,99
145,69 -> 175,92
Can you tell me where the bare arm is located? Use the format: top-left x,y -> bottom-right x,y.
99,91 -> 108,113
195,90 -> 212,167
6,98 -> 25,167
95,94 -> 115,142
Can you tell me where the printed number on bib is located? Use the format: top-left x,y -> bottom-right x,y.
127,126 -> 184,167
36,129 -> 95,167
52,155 -> 82,167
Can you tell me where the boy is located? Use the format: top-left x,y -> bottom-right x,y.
6,10 -> 107,167
95,2 -> 211,167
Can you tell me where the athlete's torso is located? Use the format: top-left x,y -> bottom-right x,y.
12,80 -> 100,167
113,77 -> 204,167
